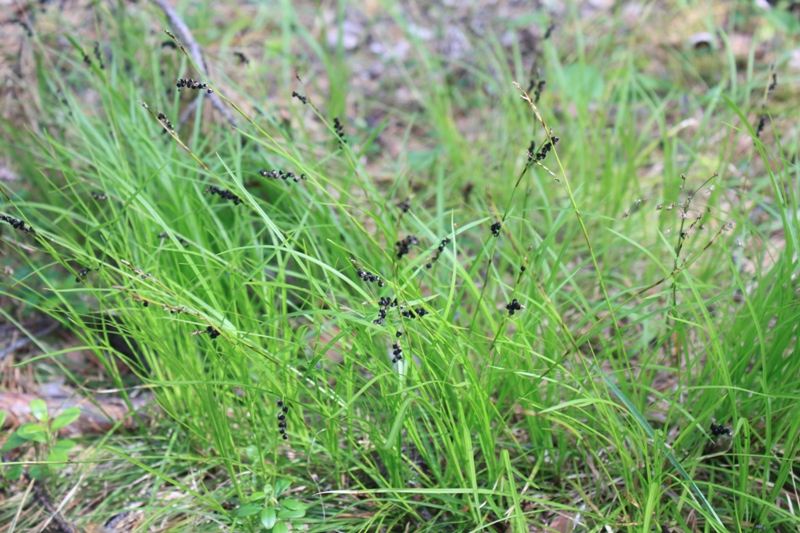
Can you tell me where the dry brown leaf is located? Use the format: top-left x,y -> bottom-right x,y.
549,512 -> 577,533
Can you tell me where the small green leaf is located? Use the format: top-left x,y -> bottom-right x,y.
16,423 -> 47,443
260,505 -> 277,528
277,499 -> 306,519
52,439 -> 76,452
250,491 -> 265,501
274,478 -> 290,497
243,444 -> 258,462
0,410 -> 7,428
51,408 -> 81,431
29,465 -> 47,479
263,483 -> 273,496
46,450 -> 68,464
272,521 -> 289,533
5,464 -> 22,480
1,431 -> 28,452
30,399 -> 48,422
236,502 -> 261,517
281,499 -> 305,511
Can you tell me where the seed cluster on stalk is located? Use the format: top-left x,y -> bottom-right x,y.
401,307 -> 428,319
1,214 -> 35,234
506,298 -> 522,316
177,78 -> 213,94
192,325 -> 220,339
205,186 -> 242,205
490,221 -> 502,237
374,306 -> 387,325
391,342 -> 404,363
710,423 -> 731,436
292,91 -> 308,104
259,169 -> 306,183
395,235 -> 419,259
93,42 -> 105,69
333,118 -> 346,143
75,267 -> 92,282
276,399 -> 289,440
357,268 -> 385,287
157,112 -> 174,131
426,237 -> 451,269
529,135 -> 559,162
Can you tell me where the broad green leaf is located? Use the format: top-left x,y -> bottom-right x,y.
236,503 -> 261,517
1,431 -> 28,452
0,411 -> 6,428
47,450 -> 68,464
281,499 -> 305,511
272,521 -> 289,533
277,499 -> 306,519
250,491 -> 265,501
29,465 -> 46,479
30,399 -> 48,422
274,478 -> 290,497
260,505 -> 277,528
17,423 -> 47,443
52,439 -> 76,452
51,408 -> 81,431
5,464 -> 22,480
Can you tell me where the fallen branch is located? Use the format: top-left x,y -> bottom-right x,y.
148,0 -> 237,128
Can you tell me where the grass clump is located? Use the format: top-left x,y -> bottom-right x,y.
1,1 -> 800,532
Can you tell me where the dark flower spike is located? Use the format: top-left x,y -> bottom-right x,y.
356,267 -> 383,285
395,235 -> 419,259
506,298 -> 523,316
491,221 -> 502,237
93,42 -> 105,69
333,117 -> 346,143
755,115 -> 767,140
292,91 -> 308,104
75,268 -> 91,282
176,78 -> 212,94
1,214 -> 36,234
533,79 -> 546,103
156,112 -> 175,131
710,423 -> 732,437
205,186 -> 242,205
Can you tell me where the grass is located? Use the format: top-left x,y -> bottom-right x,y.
1,0 -> 800,531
